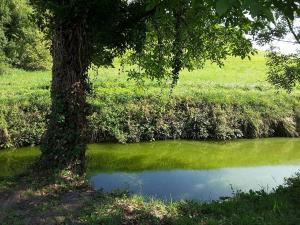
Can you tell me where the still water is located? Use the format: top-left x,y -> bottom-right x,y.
91,166 -> 300,201
1,138 -> 300,201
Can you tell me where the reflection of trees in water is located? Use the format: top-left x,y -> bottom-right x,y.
1,139 -> 300,177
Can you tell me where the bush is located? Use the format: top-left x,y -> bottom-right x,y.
0,21 -> 8,75
267,51 -> 300,92
0,93 -> 299,149
12,30 -> 52,70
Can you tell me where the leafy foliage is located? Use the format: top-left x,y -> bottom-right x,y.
237,0 -> 300,91
30,0 -> 150,67
263,16 -> 300,91
267,51 -> 300,91
0,0 -> 51,71
127,0 -> 258,86
215,0 -> 299,20
273,15 -> 300,91
29,0 -> 289,83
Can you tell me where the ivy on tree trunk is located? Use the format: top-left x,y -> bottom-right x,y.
39,17 -> 90,175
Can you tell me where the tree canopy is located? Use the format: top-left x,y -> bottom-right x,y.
30,0 -> 300,85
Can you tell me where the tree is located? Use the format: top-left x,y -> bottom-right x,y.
267,50 -> 300,91
127,0 -> 258,88
31,0 -> 151,174
29,0 -> 299,174
230,0 -> 300,91
261,13 -> 300,91
0,0 -> 51,71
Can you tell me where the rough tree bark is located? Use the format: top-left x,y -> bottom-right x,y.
39,17 -> 90,174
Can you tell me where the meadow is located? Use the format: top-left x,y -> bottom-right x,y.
0,52 -> 300,148
1,52 -> 298,106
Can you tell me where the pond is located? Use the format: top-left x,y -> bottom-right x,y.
1,138 -> 300,201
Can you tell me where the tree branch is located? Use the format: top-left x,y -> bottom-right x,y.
285,16 -> 300,45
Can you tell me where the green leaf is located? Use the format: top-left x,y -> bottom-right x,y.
263,9 -> 274,23
241,0 -> 252,9
216,0 -> 230,15
146,0 -> 158,11
249,2 -> 260,17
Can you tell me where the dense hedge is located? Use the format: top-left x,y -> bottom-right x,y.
0,93 -> 299,149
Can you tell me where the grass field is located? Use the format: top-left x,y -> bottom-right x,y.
91,52 -> 271,99
1,52 -> 298,105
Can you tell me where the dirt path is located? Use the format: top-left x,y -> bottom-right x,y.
0,180 -> 97,225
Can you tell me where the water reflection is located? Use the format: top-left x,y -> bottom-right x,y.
1,138 -> 300,202
91,165 -> 300,201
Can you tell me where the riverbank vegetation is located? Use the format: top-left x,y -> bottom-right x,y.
1,53 -> 300,149
0,171 -> 300,225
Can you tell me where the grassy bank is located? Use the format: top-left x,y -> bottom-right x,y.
1,53 -> 300,148
0,172 -> 299,225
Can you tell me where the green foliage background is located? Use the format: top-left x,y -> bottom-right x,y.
0,0 -> 51,74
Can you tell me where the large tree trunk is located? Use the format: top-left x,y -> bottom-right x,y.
39,18 -> 90,174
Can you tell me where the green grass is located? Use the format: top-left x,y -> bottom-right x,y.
0,52 -> 299,108
0,52 -> 296,98
90,52 -> 275,102
179,52 -> 267,83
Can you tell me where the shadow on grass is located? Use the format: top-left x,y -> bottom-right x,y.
0,172 -> 300,225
